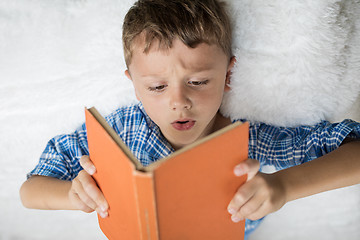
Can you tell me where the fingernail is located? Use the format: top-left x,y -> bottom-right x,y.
228,208 -> 236,215
100,205 -> 108,212
88,166 -> 96,175
100,211 -> 108,218
231,215 -> 242,223
234,168 -> 242,176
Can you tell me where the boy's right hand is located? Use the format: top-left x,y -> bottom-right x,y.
68,155 -> 109,218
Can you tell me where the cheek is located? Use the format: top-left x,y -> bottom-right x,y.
193,91 -> 224,118
139,95 -> 167,121
198,86 -> 225,106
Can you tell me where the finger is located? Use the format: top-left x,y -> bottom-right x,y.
241,191 -> 278,221
80,155 -> 96,175
79,171 -> 109,216
234,158 -> 260,180
72,174 -> 98,211
227,182 -> 256,216
245,202 -> 270,221
232,190 -> 266,222
74,171 -> 109,218
70,188 -> 95,213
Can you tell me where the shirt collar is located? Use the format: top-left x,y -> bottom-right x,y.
137,101 -> 158,130
135,102 -> 175,164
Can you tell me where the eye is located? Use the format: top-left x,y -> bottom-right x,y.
188,80 -> 209,86
148,85 -> 167,92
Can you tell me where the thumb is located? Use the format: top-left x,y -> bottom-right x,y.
234,158 -> 260,181
79,155 -> 96,175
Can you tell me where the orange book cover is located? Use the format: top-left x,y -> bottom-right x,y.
85,107 -> 249,240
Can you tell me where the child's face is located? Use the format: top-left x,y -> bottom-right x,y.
125,38 -> 234,149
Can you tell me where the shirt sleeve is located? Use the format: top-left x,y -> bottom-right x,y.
27,123 -> 89,181
249,119 -> 360,171
27,106 -> 128,181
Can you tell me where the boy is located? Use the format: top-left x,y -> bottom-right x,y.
20,0 -> 360,238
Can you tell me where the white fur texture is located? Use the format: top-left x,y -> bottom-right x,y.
1,0 -> 359,239
222,0 -> 360,126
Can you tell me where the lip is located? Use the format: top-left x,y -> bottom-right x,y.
171,119 -> 196,131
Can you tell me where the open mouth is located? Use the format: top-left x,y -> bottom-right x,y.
171,119 -> 196,131
178,120 -> 190,124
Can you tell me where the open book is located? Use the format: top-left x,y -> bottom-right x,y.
85,107 -> 249,240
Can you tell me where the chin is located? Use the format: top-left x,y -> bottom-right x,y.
169,134 -> 201,149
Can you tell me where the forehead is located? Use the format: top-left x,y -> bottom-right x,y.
129,37 -> 228,74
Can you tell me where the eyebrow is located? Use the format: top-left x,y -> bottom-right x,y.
188,66 -> 213,73
140,68 -> 213,79
181,58 -> 217,72
140,75 -> 165,80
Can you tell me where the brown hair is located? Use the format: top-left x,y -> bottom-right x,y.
122,0 -> 232,67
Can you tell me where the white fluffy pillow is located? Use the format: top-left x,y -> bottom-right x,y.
222,0 -> 360,127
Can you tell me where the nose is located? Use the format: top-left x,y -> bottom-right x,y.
169,85 -> 192,111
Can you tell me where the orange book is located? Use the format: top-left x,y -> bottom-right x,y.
85,107 -> 249,240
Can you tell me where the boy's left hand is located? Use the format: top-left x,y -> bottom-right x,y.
227,159 -> 286,222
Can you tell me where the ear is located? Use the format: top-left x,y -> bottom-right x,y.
125,70 -> 132,80
125,70 -> 141,101
224,56 -> 236,92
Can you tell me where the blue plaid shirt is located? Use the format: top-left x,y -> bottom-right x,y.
28,102 -> 360,236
